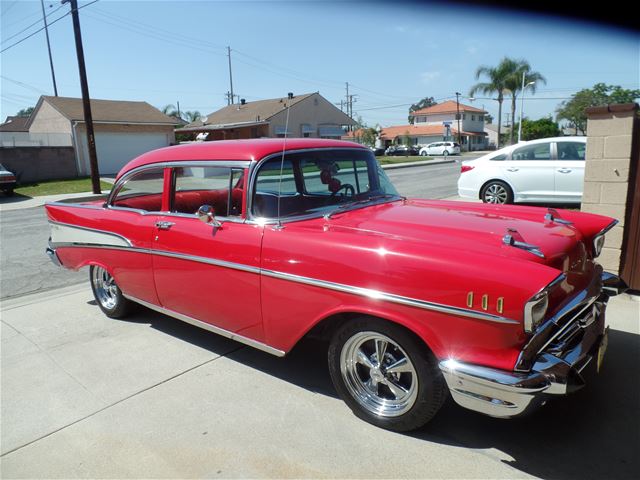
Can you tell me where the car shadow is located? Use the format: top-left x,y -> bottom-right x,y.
125,307 -> 639,480
0,192 -> 32,204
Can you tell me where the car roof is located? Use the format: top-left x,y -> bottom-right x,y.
118,138 -> 368,179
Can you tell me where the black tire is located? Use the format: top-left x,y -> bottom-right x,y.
481,180 -> 514,204
420,150 -> 428,157
3,189 -> 14,196
89,265 -> 133,319
328,316 -> 447,432
442,150 -> 449,156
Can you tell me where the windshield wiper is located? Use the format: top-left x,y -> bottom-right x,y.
324,194 -> 403,219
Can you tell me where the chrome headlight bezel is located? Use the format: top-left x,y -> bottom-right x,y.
592,220 -> 617,258
523,274 -> 564,333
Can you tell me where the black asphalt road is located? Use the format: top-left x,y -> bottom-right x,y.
0,161 -> 464,299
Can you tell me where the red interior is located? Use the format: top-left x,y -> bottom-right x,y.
114,189 -> 244,216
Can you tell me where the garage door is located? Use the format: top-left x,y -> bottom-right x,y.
80,132 -> 170,175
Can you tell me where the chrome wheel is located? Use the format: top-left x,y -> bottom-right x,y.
483,183 -> 509,204
91,266 -> 118,310
340,331 -> 418,418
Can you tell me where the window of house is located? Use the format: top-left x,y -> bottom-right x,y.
472,115 -> 476,121
172,166 -> 244,217
479,115 -> 484,121
462,114 -> 466,120
111,168 -> 165,211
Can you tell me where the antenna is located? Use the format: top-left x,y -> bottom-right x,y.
274,96 -> 291,230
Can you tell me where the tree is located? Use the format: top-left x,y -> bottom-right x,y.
16,107 -> 34,117
161,104 -> 179,117
556,83 -> 640,135
408,97 -> 436,124
469,60 -> 512,148
359,127 -> 378,147
503,59 -> 546,145
183,111 -> 201,122
513,117 -> 561,141
484,113 -> 494,124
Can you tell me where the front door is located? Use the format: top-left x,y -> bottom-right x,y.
151,165 -> 264,340
501,141 -> 554,202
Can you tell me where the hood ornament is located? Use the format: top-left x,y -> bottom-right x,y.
502,228 -> 545,258
544,208 -> 573,226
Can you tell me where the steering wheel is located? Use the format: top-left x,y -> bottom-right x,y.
331,183 -> 355,198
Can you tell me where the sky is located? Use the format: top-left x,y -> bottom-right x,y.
1,0 -> 639,128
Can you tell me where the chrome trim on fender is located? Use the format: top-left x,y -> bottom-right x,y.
49,235 -> 518,324
122,294 -> 285,357
261,268 -> 519,324
46,201 -> 107,210
592,220 -> 617,258
49,221 -> 133,247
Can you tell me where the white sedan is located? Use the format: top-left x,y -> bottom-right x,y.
457,136 -> 586,204
419,141 -> 460,156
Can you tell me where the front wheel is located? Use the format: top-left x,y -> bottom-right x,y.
420,150 -> 428,157
89,265 -> 133,318
328,317 -> 447,431
481,180 -> 513,204
442,150 -> 449,156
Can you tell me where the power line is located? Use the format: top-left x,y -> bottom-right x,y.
0,0 -> 100,54
1,4 -> 65,44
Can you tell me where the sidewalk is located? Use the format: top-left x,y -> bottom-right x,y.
1,284 -> 638,478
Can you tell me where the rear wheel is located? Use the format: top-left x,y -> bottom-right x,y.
442,150 -> 449,156
328,317 -> 447,431
89,265 -> 133,318
481,180 -> 513,204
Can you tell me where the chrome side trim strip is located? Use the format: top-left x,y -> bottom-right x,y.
261,269 -> 519,324
51,242 -> 518,324
123,294 -> 285,357
49,221 -> 133,247
46,201 -> 106,210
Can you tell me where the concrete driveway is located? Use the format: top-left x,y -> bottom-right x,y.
1,285 -> 639,479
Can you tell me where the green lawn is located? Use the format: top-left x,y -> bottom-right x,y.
377,155 -> 433,165
14,177 -> 113,197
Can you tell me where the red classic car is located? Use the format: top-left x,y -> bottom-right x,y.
46,138 -> 626,431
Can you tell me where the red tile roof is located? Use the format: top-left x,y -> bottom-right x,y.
410,100 -> 486,116
380,124 -> 486,140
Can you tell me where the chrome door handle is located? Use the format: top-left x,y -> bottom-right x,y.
155,221 -> 175,230
557,169 -> 572,173
506,168 -> 519,172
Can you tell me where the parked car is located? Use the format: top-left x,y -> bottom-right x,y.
0,163 -> 16,196
385,145 -> 419,156
419,141 -> 460,156
370,147 -> 385,156
458,136 -> 587,204
46,138 -> 625,431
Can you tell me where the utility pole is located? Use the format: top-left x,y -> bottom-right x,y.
63,0 -> 100,194
345,82 -> 350,131
455,92 -> 462,147
176,100 -> 181,120
41,0 -> 58,96
227,46 -> 234,105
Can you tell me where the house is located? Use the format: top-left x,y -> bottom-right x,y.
408,100 -> 488,151
0,116 -> 30,147
177,92 -> 354,141
26,95 -> 179,175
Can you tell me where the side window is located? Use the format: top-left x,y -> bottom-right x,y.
557,142 -> 585,161
490,153 -> 507,161
172,166 -> 244,217
511,143 -> 551,161
111,168 -> 164,211
299,157 -> 370,196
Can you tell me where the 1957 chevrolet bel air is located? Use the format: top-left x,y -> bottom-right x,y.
46,138 -> 626,431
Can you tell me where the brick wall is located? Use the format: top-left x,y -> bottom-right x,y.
0,147 -> 78,182
582,103 -> 638,274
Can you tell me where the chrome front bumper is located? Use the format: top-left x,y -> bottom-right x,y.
439,271 -> 627,418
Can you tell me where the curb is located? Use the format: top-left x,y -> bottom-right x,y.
381,158 -> 457,170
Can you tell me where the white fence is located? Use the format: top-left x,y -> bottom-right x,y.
0,132 -> 72,147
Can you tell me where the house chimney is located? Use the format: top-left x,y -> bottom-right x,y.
288,92 -> 293,99
240,98 -> 246,105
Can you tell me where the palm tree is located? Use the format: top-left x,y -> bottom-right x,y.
504,60 -> 546,144
469,60 -> 512,149
161,104 -> 179,117
183,111 -> 202,123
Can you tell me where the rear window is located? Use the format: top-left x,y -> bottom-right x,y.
490,153 -> 507,161
557,142 -> 586,161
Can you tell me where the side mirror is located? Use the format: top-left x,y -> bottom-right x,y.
197,204 -> 222,228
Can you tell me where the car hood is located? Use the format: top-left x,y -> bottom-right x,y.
327,199 -> 586,270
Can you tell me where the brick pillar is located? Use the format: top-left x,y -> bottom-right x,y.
582,103 -> 639,275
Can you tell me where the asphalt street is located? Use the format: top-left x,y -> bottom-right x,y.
0,161 -> 463,300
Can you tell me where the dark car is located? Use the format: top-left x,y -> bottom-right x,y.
0,163 -> 16,196
385,145 -> 419,156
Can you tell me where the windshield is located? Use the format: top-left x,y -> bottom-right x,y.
253,149 -> 400,219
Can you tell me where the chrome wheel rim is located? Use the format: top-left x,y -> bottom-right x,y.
484,183 -> 508,204
92,266 -> 118,310
340,332 -> 418,417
